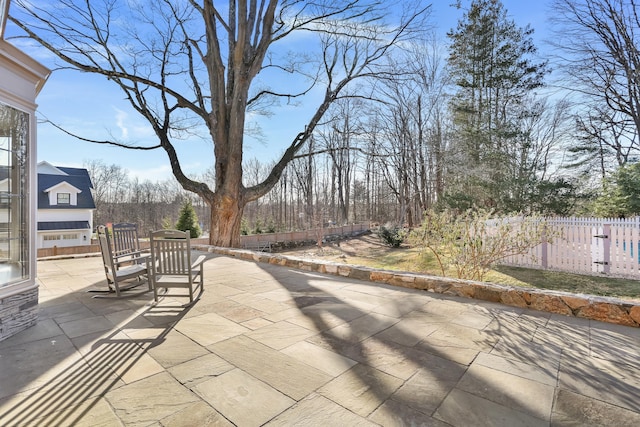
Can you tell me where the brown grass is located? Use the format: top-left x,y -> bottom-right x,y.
279,233 -> 640,300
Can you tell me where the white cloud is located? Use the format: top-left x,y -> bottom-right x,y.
112,106 -> 156,141
114,107 -> 129,139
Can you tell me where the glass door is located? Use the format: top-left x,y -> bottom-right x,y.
0,102 -> 29,284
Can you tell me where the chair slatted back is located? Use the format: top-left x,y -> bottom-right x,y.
150,229 -> 191,275
97,225 -> 116,277
112,223 -> 141,257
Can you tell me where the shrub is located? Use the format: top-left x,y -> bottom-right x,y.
409,209 -> 553,280
175,200 -> 202,238
378,224 -> 405,248
253,219 -> 263,234
240,218 -> 249,235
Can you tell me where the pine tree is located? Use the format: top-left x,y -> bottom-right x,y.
446,0 -> 548,211
176,200 -> 202,238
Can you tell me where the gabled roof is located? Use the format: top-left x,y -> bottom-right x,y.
43,180 -> 82,194
37,161 -> 67,176
57,167 -> 93,188
38,165 -> 96,209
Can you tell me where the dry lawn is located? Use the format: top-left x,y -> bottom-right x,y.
277,232 -> 640,300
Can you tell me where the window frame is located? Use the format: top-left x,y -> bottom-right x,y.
0,100 -> 31,288
57,192 -> 71,205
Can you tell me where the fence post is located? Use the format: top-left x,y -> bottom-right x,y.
541,229 -> 548,269
603,223 -> 611,274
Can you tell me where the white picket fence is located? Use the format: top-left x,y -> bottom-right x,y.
500,216 -> 640,279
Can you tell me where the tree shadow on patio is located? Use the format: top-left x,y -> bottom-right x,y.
258,264 -> 640,425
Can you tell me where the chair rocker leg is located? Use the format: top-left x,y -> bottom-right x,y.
89,277 -> 149,299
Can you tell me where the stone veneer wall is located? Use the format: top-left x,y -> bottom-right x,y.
200,245 -> 640,328
0,287 -> 39,342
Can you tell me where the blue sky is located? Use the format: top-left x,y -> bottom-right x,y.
6,1 -> 552,181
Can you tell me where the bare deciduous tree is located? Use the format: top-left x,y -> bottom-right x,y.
10,0 -> 429,246
551,0 -> 640,166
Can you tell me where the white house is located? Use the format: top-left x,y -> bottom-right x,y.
37,161 -> 95,249
0,0 -> 50,341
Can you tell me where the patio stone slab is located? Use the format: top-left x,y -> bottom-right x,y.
435,388 -> 548,427
245,320 -> 317,350
373,313 -> 442,347
474,351 -> 557,386
192,368 -> 294,427
173,312 -> 249,346
210,335 -> 332,400
266,393 -> 377,426
370,297 -> 428,318
282,340 -> 357,377
422,322 -> 499,352
456,363 -> 555,420
38,300 -> 95,324
369,397 -> 451,427
0,355 -> 123,426
299,301 -> 367,323
452,308 -> 495,329
558,351 -> 640,412
241,317 -> 274,330
414,339 -> 480,366
106,372 -> 200,426
203,299 -> 267,323
29,396 -> 120,427
105,308 -> 155,329
109,351 -> 165,384
323,312 -> 399,344
318,363 -> 404,417
0,318 -> 63,348
159,401 -> 234,427
490,334 -> 562,373
390,360 -> 467,415
144,329 -> 210,368
168,353 -> 234,388
0,334 -> 79,400
58,315 -> 115,339
551,388 -> 640,426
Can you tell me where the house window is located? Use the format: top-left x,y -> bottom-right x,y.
0,102 -> 29,284
57,193 -> 70,204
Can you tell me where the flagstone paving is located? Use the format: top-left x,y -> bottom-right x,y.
1,252 -> 640,426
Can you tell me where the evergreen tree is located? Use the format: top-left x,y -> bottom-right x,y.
446,0 -> 548,211
593,163 -> 640,218
176,200 -> 202,238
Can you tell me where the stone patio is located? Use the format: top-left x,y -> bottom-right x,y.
1,252 -> 640,426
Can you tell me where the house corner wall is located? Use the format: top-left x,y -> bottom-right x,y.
0,4 -> 50,342
0,287 -> 38,341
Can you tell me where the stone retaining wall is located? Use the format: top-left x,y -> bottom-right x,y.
200,245 -> 640,328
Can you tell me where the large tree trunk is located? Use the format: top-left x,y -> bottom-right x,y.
209,191 -> 245,247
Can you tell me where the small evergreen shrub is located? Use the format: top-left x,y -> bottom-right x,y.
175,200 -> 202,238
378,224 -> 404,248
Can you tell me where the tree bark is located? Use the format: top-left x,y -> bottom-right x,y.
209,191 -> 244,247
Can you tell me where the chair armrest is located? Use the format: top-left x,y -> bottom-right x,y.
113,252 -> 150,267
191,255 -> 207,269
113,250 -> 142,260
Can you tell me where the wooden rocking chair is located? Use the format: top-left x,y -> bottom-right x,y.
148,229 -> 205,305
93,225 -> 150,297
112,222 -> 148,266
